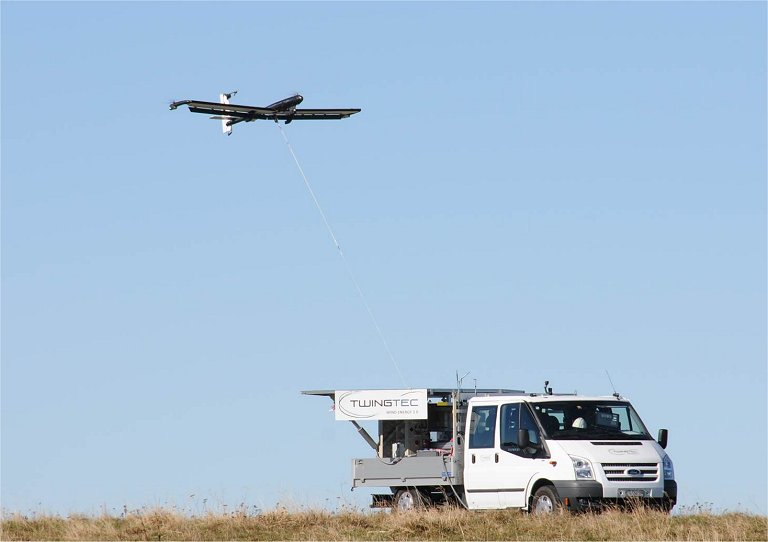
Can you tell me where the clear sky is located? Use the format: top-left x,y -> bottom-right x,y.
2,2 -> 765,516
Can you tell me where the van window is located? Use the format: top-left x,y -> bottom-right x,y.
531,401 -> 652,440
469,405 -> 497,449
500,403 -> 520,448
500,403 -> 546,457
521,405 -> 541,445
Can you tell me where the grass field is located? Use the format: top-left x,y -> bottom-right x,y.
2,506 -> 766,541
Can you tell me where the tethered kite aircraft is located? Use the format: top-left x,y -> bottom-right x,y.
169,91 -> 361,135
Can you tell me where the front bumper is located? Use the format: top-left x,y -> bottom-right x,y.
552,480 -> 677,512
553,480 -> 603,510
663,480 -> 678,502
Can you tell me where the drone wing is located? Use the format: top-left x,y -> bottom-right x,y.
170,101 -> 360,120
170,100 -> 361,131
169,100 -> 274,120
286,108 -> 362,120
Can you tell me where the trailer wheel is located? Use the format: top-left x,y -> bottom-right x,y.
531,485 -> 561,515
394,488 -> 425,511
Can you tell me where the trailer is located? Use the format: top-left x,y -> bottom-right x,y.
303,386 -> 677,513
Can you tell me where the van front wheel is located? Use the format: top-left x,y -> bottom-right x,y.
531,486 -> 561,515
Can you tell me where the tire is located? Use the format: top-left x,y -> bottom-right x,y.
394,488 -> 425,511
531,485 -> 562,515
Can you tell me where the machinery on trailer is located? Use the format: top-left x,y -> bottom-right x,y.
302,385 -> 677,513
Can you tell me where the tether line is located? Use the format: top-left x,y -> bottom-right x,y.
276,124 -> 406,387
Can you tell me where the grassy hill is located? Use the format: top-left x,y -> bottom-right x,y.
2,506 -> 766,541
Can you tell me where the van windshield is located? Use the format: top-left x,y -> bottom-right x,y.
531,401 -> 653,440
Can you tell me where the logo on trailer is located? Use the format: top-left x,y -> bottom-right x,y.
334,389 -> 428,421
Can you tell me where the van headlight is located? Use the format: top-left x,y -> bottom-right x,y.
570,455 -> 594,480
662,454 -> 675,481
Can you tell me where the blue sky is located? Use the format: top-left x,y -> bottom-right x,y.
2,2 -> 765,515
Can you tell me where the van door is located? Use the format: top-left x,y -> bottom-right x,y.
463,404 -> 501,509
496,402 -> 547,508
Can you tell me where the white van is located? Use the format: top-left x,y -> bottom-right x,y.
464,394 -> 676,513
304,387 -> 677,513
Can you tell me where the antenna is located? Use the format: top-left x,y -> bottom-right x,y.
605,370 -> 620,399
456,371 -> 470,394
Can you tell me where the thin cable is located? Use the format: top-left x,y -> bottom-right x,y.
276,123 -> 407,387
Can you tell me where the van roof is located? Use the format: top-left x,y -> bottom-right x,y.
470,394 -> 628,403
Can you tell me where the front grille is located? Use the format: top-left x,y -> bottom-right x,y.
601,462 -> 659,482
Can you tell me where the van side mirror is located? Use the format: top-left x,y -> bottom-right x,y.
657,428 -> 668,449
518,429 -> 530,449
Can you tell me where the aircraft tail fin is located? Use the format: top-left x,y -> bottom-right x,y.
219,91 -> 237,135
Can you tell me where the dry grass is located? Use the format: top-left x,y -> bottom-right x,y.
2,506 -> 766,541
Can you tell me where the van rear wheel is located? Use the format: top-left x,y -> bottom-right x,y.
394,488 -> 425,511
531,485 -> 561,515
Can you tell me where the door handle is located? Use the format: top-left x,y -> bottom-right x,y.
495,453 -> 499,463
472,454 -> 476,464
